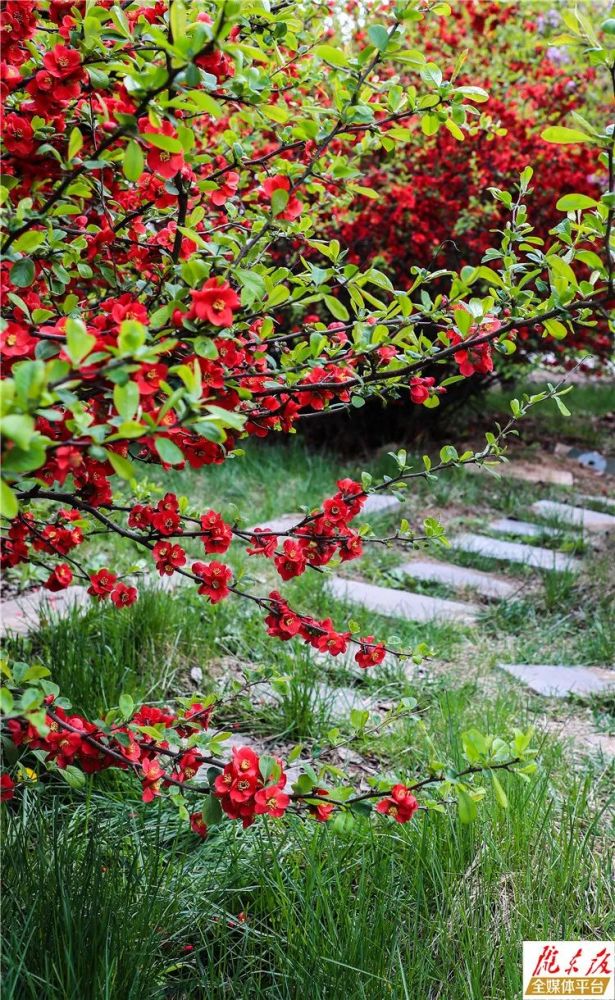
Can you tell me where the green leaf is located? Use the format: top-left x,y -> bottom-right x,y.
202,794 -> 223,826
155,437 -> 184,465
10,259 -> 35,288
543,317 -> 567,341
455,85 -> 489,103
119,693 -> 134,720
541,126 -> 593,145
368,24 -> 389,52
314,44 -> 349,68
0,480 -> 18,519
65,318 -> 96,364
142,132 -> 182,153
323,294 -> 349,321
271,187 -> 289,217
14,231 -> 45,254
68,127 -> 83,160
113,382 -> 139,421
350,708 -> 369,730
0,686 -> 15,714
59,765 -> 87,789
556,193 -> 597,212
106,450 -> 137,482
456,788 -> 477,824
491,772 -> 509,809
123,140 -> 144,181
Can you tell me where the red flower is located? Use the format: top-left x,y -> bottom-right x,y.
192,561 -> 232,603
1,322 -> 36,358
2,113 -> 34,157
1,773 -> 15,801
143,122 -> 184,179
87,568 -> 117,598
355,636 -> 386,669
211,171 -> 239,206
44,563 -> 73,592
152,541 -> 186,575
141,757 -> 165,802
246,530 -> 278,558
261,175 -> 303,221
190,812 -> 208,838
42,44 -> 82,79
135,363 -> 168,396
409,376 -> 436,404
274,538 -> 307,580
314,619 -> 350,656
190,278 -> 241,327
110,583 -> 138,608
127,504 -> 153,530
199,510 -> 232,554
232,745 -> 260,777
133,705 -> 176,728
375,785 -> 419,823
254,783 -> 290,817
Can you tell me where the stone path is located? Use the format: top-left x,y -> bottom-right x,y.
531,500 -> 615,532
465,462 -> 573,486
450,533 -> 579,572
398,559 -> 517,600
498,663 -> 615,698
488,517 -> 559,539
578,494 -> 615,511
0,585 -> 88,637
328,576 -> 479,624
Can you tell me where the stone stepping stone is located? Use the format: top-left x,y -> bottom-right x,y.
0,585 -> 88,637
360,493 -> 402,517
328,576 -> 478,623
398,559 -> 517,600
498,663 -> 615,698
451,533 -> 579,572
578,494 -> 615,511
488,517 -> 560,539
465,462 -> 573,486
248,494 -> 401,534
531,500 -> 615,532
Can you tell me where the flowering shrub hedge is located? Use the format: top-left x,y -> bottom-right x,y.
330,1 -> 613,368
0,0 -> 613,835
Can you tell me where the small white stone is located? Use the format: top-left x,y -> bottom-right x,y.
531,500 -> 615,532
328,576 -> 478,623
399,559 -> 517,599
488,518 -> 560,539
450,533 -> 579,572
360,493 -> 402,517
0,585 -> 88,636
498,663 -> 615,698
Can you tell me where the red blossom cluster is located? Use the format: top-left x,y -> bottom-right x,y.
1,689 -> 425,831
213,745 -> 290,827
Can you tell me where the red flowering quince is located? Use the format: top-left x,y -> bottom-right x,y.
87,568 -> 118,598
190,278 -> 241,327
200,510 -> 232,554
355,636 -> 387,669
190,812 -> 208,838
110,583 -> 138,608
142,120 -> 185,179
375,785 -> 419,823
261,175 -> 303,221
192,561 -> 233,603
44,563 -> 73,592
152,541 -> 186,575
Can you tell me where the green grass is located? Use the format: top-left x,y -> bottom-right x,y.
2,383 -> 614,997
2,685 -> 613,1000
